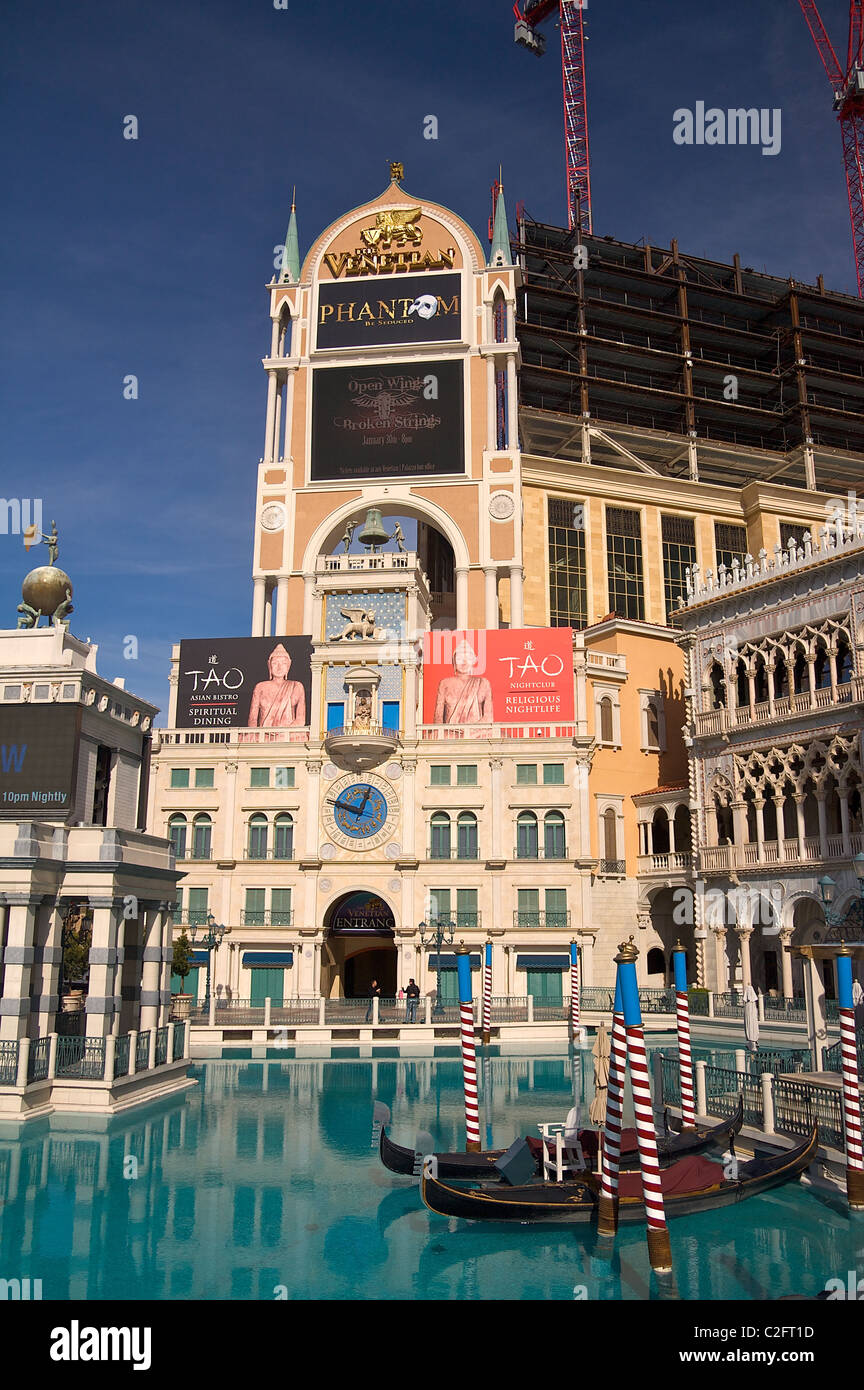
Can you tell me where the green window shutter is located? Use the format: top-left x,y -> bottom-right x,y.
456,765 -> 477,786
456,888 -> 478,928
171,967 -> 199,997
545,888 -> 567,927
543,764 -> 564,785
430,888 -> 450,919
439,971 -> 459,1002
274,766 -> 295,787
249,968 -> 284,1007
430,766 -> 451,785
250,768 -> 270,787
187,888 -> 208,925
516,765 -> 537,785
245,889 -> 265,925
170,768 -> 190,788
194,767 -> 215,788
271,888 -> 292,925
526,970 -> 563,1004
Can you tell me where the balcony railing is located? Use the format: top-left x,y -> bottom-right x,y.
418,723 -> 579,742
244,848 -> 294,861
692,680 -> 859,738
324,724 -> 400,741
159,728 -> 310,746
699,831 -> 863,873
598,859 -> 626,875
428,845 -> 479,860
176,911 -> 211,927
429,912 -> 481,929
637,851 -> 693,874
512,910 -> 571,928
240,909 -> 294,926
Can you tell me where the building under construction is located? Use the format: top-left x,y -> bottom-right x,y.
515,218 -> 864,496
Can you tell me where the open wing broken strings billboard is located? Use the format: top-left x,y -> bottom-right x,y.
310,360 -> 464,481
422,629 -> 575,727
176,638 -> 313,729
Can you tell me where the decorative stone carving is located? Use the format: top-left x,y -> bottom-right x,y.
489,492 -> 515,521
260,502 -> 286,532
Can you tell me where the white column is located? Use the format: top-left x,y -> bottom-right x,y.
490,758 -> 503,859
736,927 -> 753,990
509,566 -> 524,628
139,905 -> 163,1033
275,578 -> 290,636
0,896 -> 37,1040
263,372 -> 278,462
484,567 -> 499,629
779,929 -> 794,1000
252,578 -> 267,636
303,575 -> 315,634
305,761 -> 321,856
402,761 -> 417,855
506,357 -> 518,449
85,899 -> 120,1039
455,567 -> 469,629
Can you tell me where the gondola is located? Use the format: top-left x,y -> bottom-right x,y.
379,1097 -> 744,1181
419,1124 -> 818,1224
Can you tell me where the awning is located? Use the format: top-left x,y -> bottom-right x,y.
241,952 -> 294,967
428,953 -> 481,970
516,955 -> 570,971
189,952 -> 209,966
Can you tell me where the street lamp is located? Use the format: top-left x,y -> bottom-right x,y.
418,917 -> 456,1019
189,912 -> 226,1006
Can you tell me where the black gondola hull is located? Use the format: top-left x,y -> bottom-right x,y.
419,1125 -> 817,1224
379,1098 -> 743,1181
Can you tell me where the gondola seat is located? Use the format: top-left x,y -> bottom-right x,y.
617,1154 -> 724,1200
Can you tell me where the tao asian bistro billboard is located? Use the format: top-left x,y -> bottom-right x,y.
176,638 -> 313,729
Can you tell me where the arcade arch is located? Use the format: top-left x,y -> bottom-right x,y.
321,891 -> 397,998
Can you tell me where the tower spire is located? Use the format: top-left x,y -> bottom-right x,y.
489,173 -> 511,267
281,190 -> 301,283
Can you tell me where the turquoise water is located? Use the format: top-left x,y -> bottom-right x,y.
1,1047 -> 861,1301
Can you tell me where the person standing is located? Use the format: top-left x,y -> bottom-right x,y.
405,978 -> 420,1023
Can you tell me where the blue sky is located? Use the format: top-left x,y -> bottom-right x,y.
1,0 -> 857,715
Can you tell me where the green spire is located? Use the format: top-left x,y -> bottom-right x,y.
489,175 -> 511,267
281,190 -> 300,283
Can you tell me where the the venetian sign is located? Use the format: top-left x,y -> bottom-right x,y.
317,272 -> 460,349
322,206 -> 457,279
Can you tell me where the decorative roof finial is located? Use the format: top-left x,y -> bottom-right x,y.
389,160 -> 404,184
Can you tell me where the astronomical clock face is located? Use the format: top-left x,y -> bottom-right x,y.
323,773 -> 398,852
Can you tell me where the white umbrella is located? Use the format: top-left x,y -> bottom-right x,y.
743,984 -> 759,1052
589,1023 -> 611,1125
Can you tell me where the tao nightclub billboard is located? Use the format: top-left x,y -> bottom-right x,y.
311,360 -> 463,481
422,629 -> 574,726
177,638 -> 313,729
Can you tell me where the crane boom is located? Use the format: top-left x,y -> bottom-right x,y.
514,0 -> 592,234
799,1 -> 864,296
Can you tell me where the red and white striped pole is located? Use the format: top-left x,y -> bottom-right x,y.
456,945 -> 481,1152
569,939 -> 580,1041
672,942 -> 696,1129
618,937 -> 673,1273
481,939 -> 493,1047
836,947 -> 864,1209
597,972 -> 627,1237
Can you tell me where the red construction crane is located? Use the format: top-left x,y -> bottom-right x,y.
798,1 -> 864,295
514,0 -> 592,234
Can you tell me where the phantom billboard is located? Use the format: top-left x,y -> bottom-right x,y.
176,638 -> 313,729
0,705 -> 81,817
316,273 -> 461,350
422,629 -> 575,726
310,360 -> 464,481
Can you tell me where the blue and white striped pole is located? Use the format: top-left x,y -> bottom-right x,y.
672,943 -> 695,1128
482,939 -> 493,1046
569,940 -> 581,1042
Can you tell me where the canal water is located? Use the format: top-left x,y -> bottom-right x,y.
1,1048 -> 860,1300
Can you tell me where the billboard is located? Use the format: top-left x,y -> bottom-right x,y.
422,629 -> 574,726
0,705 -> 81,817
316,273 -> 461,350
176,638 -> 313,729
310,360 -> 464,481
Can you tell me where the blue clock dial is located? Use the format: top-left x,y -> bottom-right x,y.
331,783 -> 388,839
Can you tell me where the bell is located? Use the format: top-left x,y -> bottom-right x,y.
358,507 -> 390,552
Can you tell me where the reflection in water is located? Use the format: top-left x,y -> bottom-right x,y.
0,1053 -> 861,1300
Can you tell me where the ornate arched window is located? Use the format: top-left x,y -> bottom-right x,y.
168,814 -> 187,859
248,813 -> 268,860
192,813 -> 212,860
274,813 -> 294,860
544,810 -> 566,859
430,812 -> 451,859
516,811 -> 539,859
457,812 -> 478,860
652,808 -> 670,855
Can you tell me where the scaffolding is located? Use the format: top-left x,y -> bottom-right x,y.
515,218 -> 864,493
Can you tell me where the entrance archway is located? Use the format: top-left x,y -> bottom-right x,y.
323,891 -> 397,998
